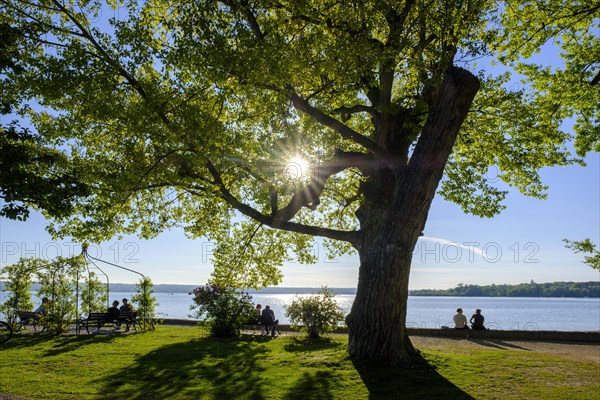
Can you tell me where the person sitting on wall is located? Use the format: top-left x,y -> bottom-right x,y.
470,308 -> 486,330
453,308 -> 470,330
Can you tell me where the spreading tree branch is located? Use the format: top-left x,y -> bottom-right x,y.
49,0 -> 175,129
273,151 -> 372,222
408,66 -> 480,188
205,159 -> 359,244
288,89 -> 390,159
334,104 -> 376,120
220,0 -> 264,40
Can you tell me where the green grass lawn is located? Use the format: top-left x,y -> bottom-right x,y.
0,326 -> 598,399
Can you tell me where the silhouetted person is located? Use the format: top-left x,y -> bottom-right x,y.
120,298 -> 134,313
107,300 -> 121,328
261,305 -> 279,336
470,308 -> 486,330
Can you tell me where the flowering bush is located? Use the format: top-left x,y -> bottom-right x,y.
190,284 -> 255,337
285,287 -> 345,338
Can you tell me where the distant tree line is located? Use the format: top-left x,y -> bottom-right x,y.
409,281 -> 600,298
0,282 -> 358,295
3,281 -> 598,297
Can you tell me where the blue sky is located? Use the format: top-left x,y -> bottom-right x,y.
1,151 -> 598,289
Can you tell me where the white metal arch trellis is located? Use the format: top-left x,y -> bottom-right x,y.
79,243 -> 150,333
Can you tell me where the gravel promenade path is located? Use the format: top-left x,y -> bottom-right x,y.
411,335 -> 600,364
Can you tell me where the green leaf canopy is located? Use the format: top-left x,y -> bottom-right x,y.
1,0 -> 598,289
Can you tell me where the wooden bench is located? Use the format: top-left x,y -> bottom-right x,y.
78,311 -> 141,334
17,311 -> 44,332
245,317 -> 261,334
118,311 -> 141,332
245,316 -> 280,335
78,312 -> 115,334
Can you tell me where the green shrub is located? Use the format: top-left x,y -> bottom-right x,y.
190,284 -> 255,338
131,276 -> 159,331
285,287 -> 345,338
37,256 -> 85,334
80,271 -> 107,314
0,258 -> 39,326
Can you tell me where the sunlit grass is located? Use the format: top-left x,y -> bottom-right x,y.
0,326 -> 598,399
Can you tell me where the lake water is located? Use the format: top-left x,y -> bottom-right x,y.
107,292 -> 600,332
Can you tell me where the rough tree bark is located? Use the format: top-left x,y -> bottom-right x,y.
347,67 -> 481,365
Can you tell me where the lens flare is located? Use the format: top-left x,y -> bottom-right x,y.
285,156 -> 309,179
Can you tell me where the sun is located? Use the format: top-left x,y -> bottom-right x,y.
284,156 -> 310,179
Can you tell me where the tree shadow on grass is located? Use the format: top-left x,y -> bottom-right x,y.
95,335 -> 271,399
3,332 -> 50,349
4,331 -> 119,355
285,370 -> 336,400
41,333 -> 121,357
468,339 -> 529,350
352,353 -> 475,400
283,336 -> 344,353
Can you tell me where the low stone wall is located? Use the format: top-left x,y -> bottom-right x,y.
161,319 -> 600,343
406,328 -> 600,343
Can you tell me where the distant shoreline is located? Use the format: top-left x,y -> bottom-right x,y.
107,280 -> 600,298
2,280 -> 599,298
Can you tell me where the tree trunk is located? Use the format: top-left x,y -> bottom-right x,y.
348,229 -> 418,364
347,66 -> 480,365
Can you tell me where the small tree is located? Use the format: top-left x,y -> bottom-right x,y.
285,287 -> 345,338
131,276 -> 159,331
37,256 -> 84,334
0,258 -> 41,326
80,271 -> 107,315
190,284 -> 255,338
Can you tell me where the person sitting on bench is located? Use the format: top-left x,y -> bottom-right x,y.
261,305 -> 279,336
107,300 -> 121,328
120,298 -> 134,313
34,297 -> 50,316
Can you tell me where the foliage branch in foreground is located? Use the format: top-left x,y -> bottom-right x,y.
0,23 -> 90,221
563,239 -> 600,271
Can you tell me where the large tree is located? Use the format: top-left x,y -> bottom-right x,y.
1,0 -> 598,364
